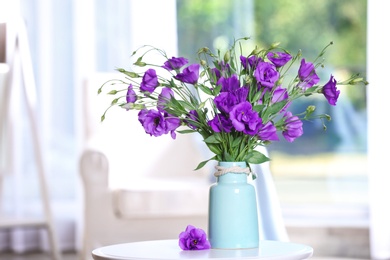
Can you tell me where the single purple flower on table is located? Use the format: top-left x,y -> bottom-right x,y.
254,61 -> 279,88
229,101 -> 262,136
240,55 -> 262,70
126,84 -> 137,103
140,68 -> 159,93
282,111 -> 303,142
208,113 -> 233,133
179,225 -> 211,251
298,59 -> 320,90
214,92 -> 238,113
162,56 -> 189,71
267,52 -> 292,67
217,75 -> 240,92
157,87 -> 174,112
175,64 -> 200,84
322,75 -> 340,106
258,121 -> 279,141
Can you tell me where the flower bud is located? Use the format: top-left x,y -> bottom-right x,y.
197,47 -> 209,54
252,46 -> 262,55
134,60 -> 146,67
271,42 -> 281,49
350,77 -> 364,84
307,105 -> 316,113
111,98 -> 119,105
134,57 -> 146,67
108,90 -> 118,95
224,51 -> 230,63
200,59 -> 207,67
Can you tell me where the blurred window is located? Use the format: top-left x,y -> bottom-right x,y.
176,0 -> 368,223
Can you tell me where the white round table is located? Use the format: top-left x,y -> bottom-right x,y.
92,239 -> 313,260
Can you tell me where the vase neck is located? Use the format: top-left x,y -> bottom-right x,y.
217,162 -> 248,183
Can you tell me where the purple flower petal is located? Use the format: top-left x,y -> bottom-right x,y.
162,57 -> 189,71
322,75 -> 340,106
298,59 -> 320,90
175,64 -> 200,85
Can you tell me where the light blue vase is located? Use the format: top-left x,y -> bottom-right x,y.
208,161 -> 259,249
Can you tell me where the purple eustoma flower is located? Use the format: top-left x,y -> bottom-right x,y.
214,92 -> 238,113
282,111 -> 303,142
229,101 -> 262,136
140,68 -> 159,93
126,84 -> 137,103
157,87 -> 174,112
322,75 -> 340,106
162,57 -> 189,71
175,64 -> 200,85
208,113 -> 233,133
258,121 -> 279,141
298,59 -> 320,90
267,52 -> 292,67
240,55 -> 262,70
138,109 -> 180,139
217,75 -> 240,92
179,225 -> 211,251
234,86 -> 249,103
254,61 -> 279,88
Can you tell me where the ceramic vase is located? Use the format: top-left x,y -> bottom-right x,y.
208,161 -> 259,249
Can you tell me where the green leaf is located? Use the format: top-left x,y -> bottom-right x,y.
177,129 -> 197,134
223,151 -> 234,162
253,104 -> 265,113
207,143 -> 221,155
304,85 -> 319,96
169,97 -> 186,112
262,100 -> 288,121
204,135 -> 220,144
213,84 -> 222,96
231,136 -> 242,148
245,150 -> 270,164
198,84 -> 213,95
194,156 -> 216,171
251,90 -> 263,103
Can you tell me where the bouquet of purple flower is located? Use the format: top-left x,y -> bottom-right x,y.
99,37 -> 367,171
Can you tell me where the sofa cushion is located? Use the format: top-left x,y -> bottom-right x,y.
112,177 -> 210,219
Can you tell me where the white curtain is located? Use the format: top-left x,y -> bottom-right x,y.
0,0 -> 179,254
0,0 -> 78,253
367,1 -> 390,259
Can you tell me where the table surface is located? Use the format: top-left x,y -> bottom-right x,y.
92,239 -> 313,260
